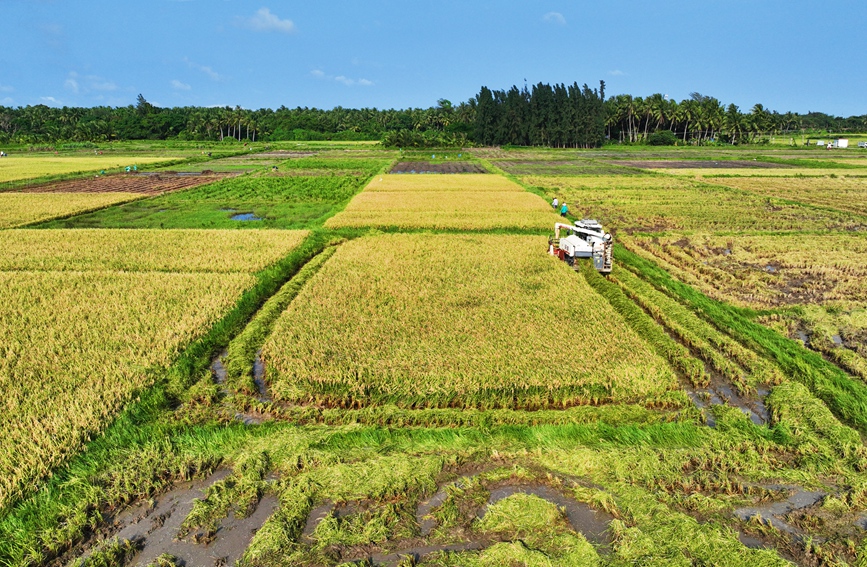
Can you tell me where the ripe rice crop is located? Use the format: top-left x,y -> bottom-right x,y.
325,191 -> 559,230
714,176 -> 867,217
262,233 -> 678,409
0,192 -> 142,228
0,270 -> 255,510
0,229 -> 308,273
326,174 -> 559,230
0,229 -> 305,512
363,174 -> 524,192
522,175 -> 859,233
0,155 -> 180,183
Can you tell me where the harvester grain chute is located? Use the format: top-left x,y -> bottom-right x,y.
548,219 -> 613,274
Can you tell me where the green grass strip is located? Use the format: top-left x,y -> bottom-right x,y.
616,245 -> 867,434
578,260 -> 704,385
225,245 -> 338,394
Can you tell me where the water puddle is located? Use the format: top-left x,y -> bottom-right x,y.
78,469 -> 283,567
481,485 -> 613,546
231,213 -> 262,221
253,350 -> 271,402
211,350 -> 228,385
685,376 -> 769,427
734,487 -> 826,535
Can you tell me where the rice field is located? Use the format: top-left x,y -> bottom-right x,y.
713,176 -> 867,217
262,233 -> 678,409
0,229 -> 304,513
521,175 -> 858,233
0,229 -> 308,272
622,232 -> 867,309
656,167 -> 867,178
363,173 -> 521,192
0,155 -> 181,183
326,173 -> 559,230
0,192 -> 143,228
7,144 -> 867,567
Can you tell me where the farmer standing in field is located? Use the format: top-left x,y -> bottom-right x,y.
560,202 -> 568,217
552,197 -> 559,209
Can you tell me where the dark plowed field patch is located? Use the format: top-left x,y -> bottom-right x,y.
609,160 -> 793,169
12,173 -> 235,195
390,161 -> 487,174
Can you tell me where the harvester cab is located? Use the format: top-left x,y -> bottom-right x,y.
548,219 -> 613,274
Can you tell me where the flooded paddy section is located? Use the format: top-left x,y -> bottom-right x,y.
686,377 -> 770,427
301,476 -> 615,565
65,470 -> 279,567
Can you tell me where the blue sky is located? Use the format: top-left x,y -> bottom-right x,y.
2,1 -> 865,116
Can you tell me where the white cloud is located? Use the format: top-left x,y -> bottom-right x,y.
183,57 -> 222,81
313,70 -> 374,87
608,69 -> 625,76
63,72 -> 79,94
172,80 -> 192,90
40,96 -> 61,104
243,8 -> 295,33
543,12 -> 566,25
90,80 -> 117,91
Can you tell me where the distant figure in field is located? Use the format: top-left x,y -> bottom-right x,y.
0,151 -> 6,157
552,197 -> 559,209
560,202 -> 568,217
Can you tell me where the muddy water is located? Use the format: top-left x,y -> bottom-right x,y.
210,350 -> 228,386
253,350 -> 271,402
300,480 -> 614,566
734,487 -> 826,535
482,485 -> 613,546
100,469 -> 279,567
685,375 -> 769,427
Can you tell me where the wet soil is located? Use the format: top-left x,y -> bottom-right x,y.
68,470 -> 279,567
685,376 -> 769,427
389,161 -> 487,174
13,172 -> 235,194
302,477 -> 614,566
734,486 -> 826,535
610,160 -> 792,169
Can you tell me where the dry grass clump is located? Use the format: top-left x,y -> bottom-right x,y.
0,192 -> 141,228
0,229 -> 308,273
263,233 -> 677,409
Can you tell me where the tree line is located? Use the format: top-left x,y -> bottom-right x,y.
0,88 -> 865,148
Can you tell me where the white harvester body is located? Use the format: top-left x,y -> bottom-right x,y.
549,219 -> 613,274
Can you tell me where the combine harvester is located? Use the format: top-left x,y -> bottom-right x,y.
548,219 -> 613,274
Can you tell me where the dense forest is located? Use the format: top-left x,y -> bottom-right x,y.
1,87 -> 865,148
